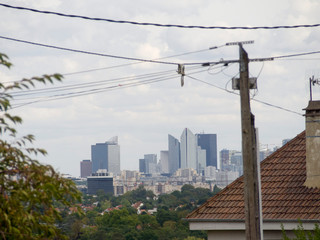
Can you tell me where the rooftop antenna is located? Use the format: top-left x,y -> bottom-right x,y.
309,75 -> 320,101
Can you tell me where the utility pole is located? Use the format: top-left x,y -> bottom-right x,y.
239,44 -> 262,240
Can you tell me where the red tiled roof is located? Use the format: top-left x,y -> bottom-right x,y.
187,131 -> 320,221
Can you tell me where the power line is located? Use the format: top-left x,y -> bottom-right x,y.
202,51 -> 320,66
272,50 -> 320,59
9,65 -> 204,97
2,34 -> 320,73
10,68 -> 179,97
63,46 -> 223,76
0,35 -> 219,66
186,75 -> 303,116
10,67 -> 209,108
10,75 -> 175,109
1,3 -> 319,30
0,35 -> 177,66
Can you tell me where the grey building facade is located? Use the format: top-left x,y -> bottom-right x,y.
196,133 -> 218,168
91,137 -> 120,175
139,154 -> 157,174
168,134 -> 180,174
80,159 -> 92,178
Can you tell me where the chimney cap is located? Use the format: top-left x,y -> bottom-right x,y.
304,101 -> 320,117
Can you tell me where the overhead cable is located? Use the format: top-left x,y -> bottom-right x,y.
0,35 -> 219,66
0,35 -> 178,65
63,46 -> 224,76
10,67 -> 210,108
186,75 -> 303,116
1,3 -> 319,30
272,50 -> 320,59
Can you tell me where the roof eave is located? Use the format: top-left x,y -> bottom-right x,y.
188,218 -> 320,231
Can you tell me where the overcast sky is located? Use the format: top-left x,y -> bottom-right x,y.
1,0 -> 319,177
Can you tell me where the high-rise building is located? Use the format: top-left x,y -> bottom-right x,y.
180,128 -> 197,170
80,160 -> 92,178
91,136 -> 120,175
160,150 -> 169,173
196,146 -> 206,174
139,154 -> 157,174
168,134 -> 180,174
196,133 -> 217,168
144,154 -> 157,174
139,158 -> 146,173
220,149 -> 230,171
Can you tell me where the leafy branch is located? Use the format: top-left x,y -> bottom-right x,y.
0,52 -> 82,240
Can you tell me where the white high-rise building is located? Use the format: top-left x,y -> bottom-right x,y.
160,150 -> 169,173
180,128 -> 197,170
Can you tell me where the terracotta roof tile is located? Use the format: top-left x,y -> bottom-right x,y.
187,131 -> 320,221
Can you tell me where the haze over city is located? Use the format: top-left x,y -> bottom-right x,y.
1,0 -> 319,177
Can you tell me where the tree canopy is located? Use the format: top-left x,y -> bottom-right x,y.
0,53 -> 82,239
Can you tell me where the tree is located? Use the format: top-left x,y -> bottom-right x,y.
0,53 -> 82,239
282,222 -> 320,240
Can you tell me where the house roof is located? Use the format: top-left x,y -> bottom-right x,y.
187,131 -> 320,221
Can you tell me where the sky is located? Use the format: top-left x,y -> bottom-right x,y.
0,0 -> 319,177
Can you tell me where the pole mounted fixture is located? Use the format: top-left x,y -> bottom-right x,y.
177,64 -> 185,87
226,40 -> 254,46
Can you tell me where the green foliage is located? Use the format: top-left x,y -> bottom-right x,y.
0,53 -> 81,239
281,222 -> 320,240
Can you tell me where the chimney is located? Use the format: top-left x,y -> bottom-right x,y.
304,100 -> 320,188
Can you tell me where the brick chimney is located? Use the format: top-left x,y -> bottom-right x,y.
304,100 -> 320,188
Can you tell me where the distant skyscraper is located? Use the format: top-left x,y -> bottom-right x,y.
196,133 -> 218,168
160,150 -> 169,173
168,134 -> 180,174
220,149 -> 230,171
139,159 -> 146,173
144,154 -> 157,174
139,154 -> 157,174
180,128 -> 197,170
196,146 -> 206,174
80,160 -> 92,178
91,136 -> 120,175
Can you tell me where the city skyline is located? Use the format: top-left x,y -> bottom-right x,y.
80,128 -> 282,178
3,1 -> 316,177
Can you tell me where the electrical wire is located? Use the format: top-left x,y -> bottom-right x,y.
11,77 -> 174,109
185,74 -> 303,116
0,35 -> 222,66
1,3 -> 319,30
9,65 -> 204,98
272,50 -> 320,59
10,68 -> 178,96
2,34 -> 320,72
10,67 -> 209,108
0,35 -> 178,66
63,45 -> 225,76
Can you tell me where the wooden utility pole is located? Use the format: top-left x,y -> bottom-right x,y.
239,44 -> 262,240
